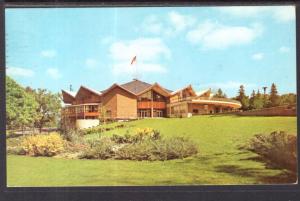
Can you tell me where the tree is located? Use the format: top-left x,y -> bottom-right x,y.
252,89 -> 264,109
213,88 -> 227,98
99,105 -> 108,124
6,76 -> 38,131
249,90 -> 256,110
236,85 -> 249,110
30,89 -> 62,132
269,83 -> 280,107
280,93 -> 296,105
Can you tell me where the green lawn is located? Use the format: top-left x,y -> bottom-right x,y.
7,115 -> 297,186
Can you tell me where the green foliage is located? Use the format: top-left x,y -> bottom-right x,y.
6,76 -> 38,130
235,85 -> 249,110
213,88 -> 227,98
80,128 -> 197,161
280,93 -> 296,105
79,137 -> 115,159
30,89 -> 61,132
115,137 -> 198,161
269,83 -> 280,107
244,131 -> 297,172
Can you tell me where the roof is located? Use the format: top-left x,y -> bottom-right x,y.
78,85 -> 102,97
171,84 -> 196,96
196,88 -> 211,97
62,90 -> 76,97
120,79 -> 153,95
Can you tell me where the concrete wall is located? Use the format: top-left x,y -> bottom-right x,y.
76,119 -> 100,129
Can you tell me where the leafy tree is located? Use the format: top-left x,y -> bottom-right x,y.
269,83 -> 280,107
213,88 -> 227,98
280,93 -> 296,105
235,85 -> 249,110
29,89 -> 62,132
6,76 -> 38,131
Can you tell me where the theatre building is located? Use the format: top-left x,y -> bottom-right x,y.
61,79 -> 241,129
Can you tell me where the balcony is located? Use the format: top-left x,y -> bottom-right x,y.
62,104 -> 99,119
137,101 -> 166,109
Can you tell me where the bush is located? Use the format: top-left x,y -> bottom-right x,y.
62,129 -> 85,144
79,137 -> 116,159
244,131 -> 297,172
21,133 -> 66,157
115,137 -> 198,161
111,128 -> 161,144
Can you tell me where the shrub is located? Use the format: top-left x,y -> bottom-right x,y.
244,131 -> 297,172
115,137 -> 198,161
111,128 -> 161,144
21,133 -> 66,156
79,137 -> 115,159
62,129 -> 85,144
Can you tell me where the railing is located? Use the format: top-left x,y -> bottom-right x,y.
62,104 -> 99,118
195,97 -> 241,104
137,101 -> 166,109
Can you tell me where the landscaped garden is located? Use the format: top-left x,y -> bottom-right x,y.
7,115 -> 297,186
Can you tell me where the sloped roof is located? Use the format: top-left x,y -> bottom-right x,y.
196,88 -> 211,97
62,90 -> 76,97
171,84 -> 196,96
76,85 -> 102,97
120,79 -> 153,95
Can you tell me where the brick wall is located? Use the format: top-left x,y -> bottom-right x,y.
116,88 -> 137,119
230,105 -> 296,116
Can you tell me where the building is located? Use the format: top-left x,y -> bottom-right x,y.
61,79 -> 241,129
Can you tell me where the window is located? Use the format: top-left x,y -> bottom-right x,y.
193,109 -> 198,114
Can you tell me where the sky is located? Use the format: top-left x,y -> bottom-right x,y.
5,6 -> 296,97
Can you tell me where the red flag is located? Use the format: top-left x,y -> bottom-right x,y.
130,56 -> 137,65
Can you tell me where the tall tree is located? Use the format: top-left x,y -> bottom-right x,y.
213,88 -> 227,98
269,83 -> 280,107
30,89 -> 62,132
236,85 -> 249,110
6,76 -> 38,131
249,90 -> 256,110
252,89 -> 264,109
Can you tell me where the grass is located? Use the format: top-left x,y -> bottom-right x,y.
7,115 -> 297,186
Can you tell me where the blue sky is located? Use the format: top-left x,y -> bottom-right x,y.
5,6 -> 296,97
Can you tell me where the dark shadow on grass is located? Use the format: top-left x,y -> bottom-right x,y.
215,165 -> 263,178
260,171 -> 297,184
215,163 -> 297,184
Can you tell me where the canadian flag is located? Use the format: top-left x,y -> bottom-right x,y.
130,55 -> 137,65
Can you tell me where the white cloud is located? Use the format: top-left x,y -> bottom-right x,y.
186,21 -> 263,49
109,37 -> 170,75
217,6 -> 295,23
272,6 -> 295,22
140,11 -> 196,37
141,15 -> 164,35
46,68 -> 62,79
85,58 -> 98,69
168,11 -> 196,32
252,53 -> 264,60
7,67 -> 35,77
40,50 -> 57,58
279,46 -> 290,53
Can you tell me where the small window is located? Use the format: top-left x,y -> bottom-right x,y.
193,109 -> 198,114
